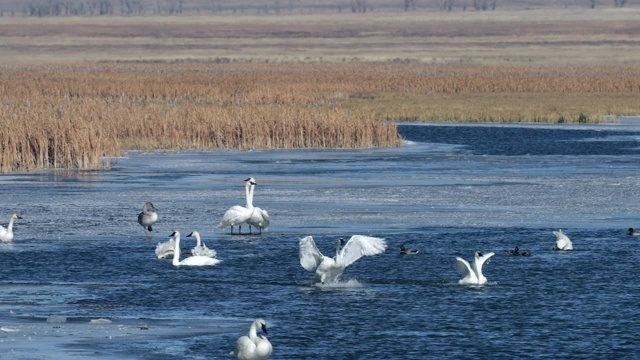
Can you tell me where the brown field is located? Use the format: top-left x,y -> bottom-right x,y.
1,6 -> 639,172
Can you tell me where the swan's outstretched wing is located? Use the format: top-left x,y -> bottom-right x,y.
553,230 -> 572,250
455,257 -> 473,277
339,235 -> 387,268
299,236 -> 324,271
155,239 -> 175,259
476,252 -> 495,273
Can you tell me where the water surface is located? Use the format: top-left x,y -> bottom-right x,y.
1,122 -> 640,359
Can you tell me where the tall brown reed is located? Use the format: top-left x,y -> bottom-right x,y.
2,62 -> 640,173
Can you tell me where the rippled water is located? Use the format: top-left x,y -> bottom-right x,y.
2,123 -> 640,359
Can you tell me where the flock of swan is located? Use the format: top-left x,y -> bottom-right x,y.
0,174 -> 622,359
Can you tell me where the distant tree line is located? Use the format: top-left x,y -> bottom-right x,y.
6,0 -> 629,17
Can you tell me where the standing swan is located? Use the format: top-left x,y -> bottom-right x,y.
187,231 -> 217,258
229,318 -> 272,360
552,229 -> 573,251
218,178 -> 254,235
0,213 -> 22,242
138,202 -> 158,233
455,251 -> 495,285
170,231 -> 222,267
299,235 -> 387,284
246,179 -> 270,235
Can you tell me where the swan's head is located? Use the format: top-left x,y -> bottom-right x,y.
252,318 -> 268,334
11,213 -> 22,220
187,231 -> 200,238
475,251 -> 484,259
170,231 -> 180,237
339,237 -> 345,245
244,177 -> 257,185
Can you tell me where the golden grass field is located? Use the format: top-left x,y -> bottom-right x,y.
1,5 -> 639,172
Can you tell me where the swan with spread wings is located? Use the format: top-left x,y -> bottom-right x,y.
299,235 -> 387,284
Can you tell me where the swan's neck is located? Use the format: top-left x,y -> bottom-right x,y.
244,182 -> 254,208
172,235 -> 181,265
473,257 -> 482,277
247,184 -> 255,209
248,323 -> 258,342
7,218 -> 15,231
195,233 -> 201,247
335,239 -> 342,259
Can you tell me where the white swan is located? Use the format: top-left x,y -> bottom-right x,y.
0,213 -> 22,242
299,235 -> 387,284
138,202 -> 158,233
187,231 -> 217,258
218,178 -> 254,235
246,179 -> 270,235
170,231 -> 222,267
229,318 -> 272,360
552,229 -> 573,251
155,236 -> 176,259
455,251 -> 495,285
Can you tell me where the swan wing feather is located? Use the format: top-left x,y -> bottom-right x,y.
231,335 -> 256,359
476,252 -> 495,274
218,205 -> 248,228
455,257 -> 473,277
179,256 -> 221,266
299,236 -> 324,271
339,235 -> 387,268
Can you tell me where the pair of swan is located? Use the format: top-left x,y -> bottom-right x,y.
138,202 -> 158,233
553,229 -> 573,251
218,178 -> 270,235
165,231 -> 222,266
155,230 -> 217,260
455,251 -> 495,285
299,235 -> 387,284
230,318 -> 272,360
0,213 -> 22,242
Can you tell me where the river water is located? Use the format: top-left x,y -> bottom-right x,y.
1,122 -> 640,359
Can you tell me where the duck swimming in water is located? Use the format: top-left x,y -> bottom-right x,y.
509,246 -> 520,256
399,244 -> 419,255
628,228 -> 640,236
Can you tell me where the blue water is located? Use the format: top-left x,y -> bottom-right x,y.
2,123 -> 640,359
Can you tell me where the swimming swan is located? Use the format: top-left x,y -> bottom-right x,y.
218,178 -> 254,235
170,231 -> 222,267
187,231 -> 217,258
246,179 -> 270,235
552,229 -> 573,251
155,236 -> 176,259
299,235 -> 387,284
0,213 -> 22,242
229,318 -> 272,360
138,202 -> 158,233
455,251 -> 495,285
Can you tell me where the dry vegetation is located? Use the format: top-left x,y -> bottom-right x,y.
0,6 -> 639,172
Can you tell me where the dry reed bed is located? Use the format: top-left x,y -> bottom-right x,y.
2,62 -> 640,173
